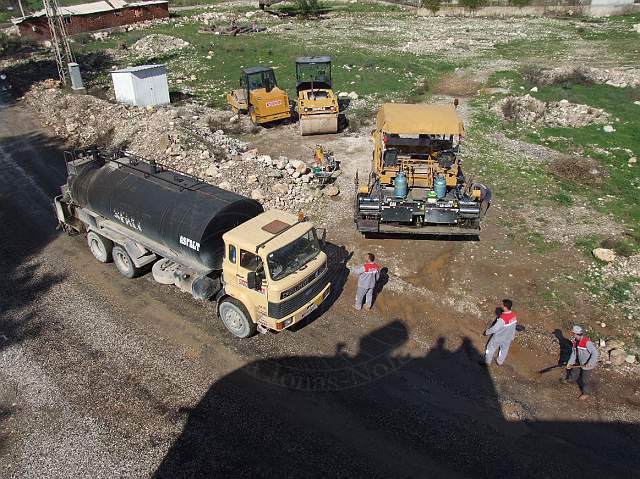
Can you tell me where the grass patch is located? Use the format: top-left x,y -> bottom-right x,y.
526,232 -> 562,254
574,234 -> 603,257
607,277 -> 639,304
522,83 -> 640,230
77,21 -> 456,108
551,191 -> 574,206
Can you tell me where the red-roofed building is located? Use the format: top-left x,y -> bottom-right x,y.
13,0 -> 169,40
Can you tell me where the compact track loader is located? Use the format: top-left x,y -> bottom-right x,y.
227,66 -> 291,125
295,57 -> 339,135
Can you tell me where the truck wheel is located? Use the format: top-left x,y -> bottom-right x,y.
112,245 -> 140,279
218,298 -> 257,338
87,231 -> 113,263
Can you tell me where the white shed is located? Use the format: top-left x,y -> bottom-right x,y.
111,64 -> 170,107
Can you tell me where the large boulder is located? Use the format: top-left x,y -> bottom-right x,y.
271,183 -> 289,195
205,164 -> 219,177
251,189 -> 264,201
609,348 -> 627,366
242,149 -> 259,161
323,185 -> 340,197
593,248 -> 616,263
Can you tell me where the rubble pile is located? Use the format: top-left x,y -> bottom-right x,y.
534,65 -> 640,89
131,34 -> 191,57
599,339 -> 636,367
496,95 -> 610,128
24,85 -> 333,213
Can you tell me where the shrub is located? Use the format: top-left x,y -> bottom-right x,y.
500,97 -> 518,120
460,0 -> 483,10
521,63 -> 544,85
0,32 -> 37,56
508,0 -> 531,6
421,0 -> 441,13
295,0 -> 320,15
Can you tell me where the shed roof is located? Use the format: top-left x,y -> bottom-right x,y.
13,0 -> 167,23
376,103 -> 464,135
111,64 -> 166,74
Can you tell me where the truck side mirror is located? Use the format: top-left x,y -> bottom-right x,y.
247,271 -> 257,290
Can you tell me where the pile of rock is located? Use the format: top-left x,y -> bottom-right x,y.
533,65 -> 640,89
496,95 -> 610,128
599,339 -> 636,367
131,34 -> 191,57
24,84 -> 333,215
205,151 -> 324,211
25,86 -> 244,162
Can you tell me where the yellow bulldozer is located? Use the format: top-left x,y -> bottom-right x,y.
295,56 -> 339,136
354,103 -> 491,236
227,66 -> 292,125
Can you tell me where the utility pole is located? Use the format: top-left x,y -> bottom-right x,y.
17,0 -> 25,18
42,0 -> 75,85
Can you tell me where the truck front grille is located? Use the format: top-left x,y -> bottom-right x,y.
268,269 -> 329,319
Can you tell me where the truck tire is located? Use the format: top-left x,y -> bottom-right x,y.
87,231 -> 113,263
151,258 -> 179,285
112,245 -> 140,279
218,298 -> 257,338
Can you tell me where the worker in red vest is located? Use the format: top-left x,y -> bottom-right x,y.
483,299 -> 518,366
351,253 -> 380,310
565,325 -> 598,400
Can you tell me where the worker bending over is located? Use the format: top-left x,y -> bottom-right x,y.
565,325 -> 598,400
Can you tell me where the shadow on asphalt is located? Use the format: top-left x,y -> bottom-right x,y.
0,130 -> 69,354
154,321 -> 640,479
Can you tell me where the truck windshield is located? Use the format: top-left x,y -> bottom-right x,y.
267,230 -> 320,281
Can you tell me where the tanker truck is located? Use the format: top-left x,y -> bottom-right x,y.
54,149 -> 331,338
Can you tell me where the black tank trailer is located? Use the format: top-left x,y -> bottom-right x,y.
56,149 -> 264,298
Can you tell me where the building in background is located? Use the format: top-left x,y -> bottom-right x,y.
12,0 -> 169,40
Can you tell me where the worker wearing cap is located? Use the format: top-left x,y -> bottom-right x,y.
483,299 -> 518,366
351,253 -> 380,310
565,325 -> 598,400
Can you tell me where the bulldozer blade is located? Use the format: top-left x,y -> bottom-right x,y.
300,114 -> 338,136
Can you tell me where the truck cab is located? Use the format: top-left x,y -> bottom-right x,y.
221,210 -> 330,337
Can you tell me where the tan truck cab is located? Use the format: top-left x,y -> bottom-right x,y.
220,210 -> 331,337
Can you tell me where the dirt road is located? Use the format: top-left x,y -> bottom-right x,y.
1,100 -> 639,479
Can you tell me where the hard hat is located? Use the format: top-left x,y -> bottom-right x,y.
572,325 -> 583,334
